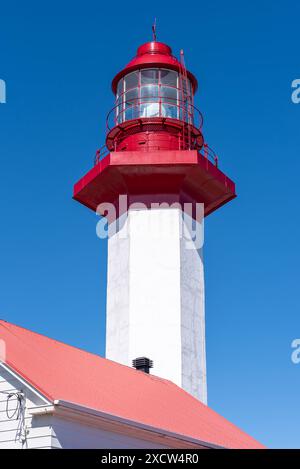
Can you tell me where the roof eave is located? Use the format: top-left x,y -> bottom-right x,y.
30,399 -> 223,449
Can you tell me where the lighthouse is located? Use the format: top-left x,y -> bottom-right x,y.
73,39 -> 236,404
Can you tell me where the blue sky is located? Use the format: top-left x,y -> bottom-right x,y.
0,0 -> 299,448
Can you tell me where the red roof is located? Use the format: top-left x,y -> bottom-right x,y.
111,41 -> 198,94
0,320 -> 264,449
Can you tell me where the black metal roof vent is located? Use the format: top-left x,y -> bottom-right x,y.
132,357 -> 153,374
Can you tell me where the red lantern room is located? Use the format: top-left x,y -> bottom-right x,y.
106,41 -> 203,153
73,39 -> 236,219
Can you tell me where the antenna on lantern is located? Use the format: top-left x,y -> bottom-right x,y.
152,18 -> 157,41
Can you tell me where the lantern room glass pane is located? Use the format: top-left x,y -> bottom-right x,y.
162,103 -> 178,119
124,72 -> 139,91
116,104 -> 121,123
116,95 -> 122,106
141,69 -> 159,85
160,69 -> 177,87
161,86 -> 178,119
161,86 -> 177,102
141,85 -> 159,100
117,78 -> 124,98
140,84 -> 159,116
125,88 -> 138,105
124,88 -> 138,121
115,68 -> 194,125
124,106 -> 136,121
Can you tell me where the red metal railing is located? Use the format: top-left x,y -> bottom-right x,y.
94,145 -> 109,165
106,97 -> 204,132
199,143 -> 219,167
93,97 -> 219,168
94,141 -> 219,168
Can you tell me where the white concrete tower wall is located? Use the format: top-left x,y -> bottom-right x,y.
105,207 -> 207,403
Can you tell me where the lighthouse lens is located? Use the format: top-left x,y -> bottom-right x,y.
140,85 -> 158,117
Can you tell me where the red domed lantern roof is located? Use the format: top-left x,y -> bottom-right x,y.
111,41 -> 198,94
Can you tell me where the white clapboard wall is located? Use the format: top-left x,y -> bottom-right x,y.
0,364 -> 172,449
0,365 -> 54,449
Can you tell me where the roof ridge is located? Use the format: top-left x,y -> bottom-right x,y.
0,319 -> 170,384
0,319 -> 104,360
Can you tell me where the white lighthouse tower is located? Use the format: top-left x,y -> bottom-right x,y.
106,207 -> 207,402
73,40 -> 236,403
